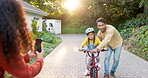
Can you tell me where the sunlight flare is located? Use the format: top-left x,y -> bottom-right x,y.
64,0 -> 79,11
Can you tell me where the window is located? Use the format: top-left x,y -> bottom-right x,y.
49,23 -> 53,27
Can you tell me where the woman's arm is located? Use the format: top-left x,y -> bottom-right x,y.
1,54 -> 43,78
23,54 -> 30,63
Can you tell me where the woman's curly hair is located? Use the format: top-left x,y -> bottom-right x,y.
0,0 -> 33,62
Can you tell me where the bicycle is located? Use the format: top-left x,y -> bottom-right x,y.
81,49 -> 105,78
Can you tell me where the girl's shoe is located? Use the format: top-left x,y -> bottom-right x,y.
96,63 -> 101,70
84,70 -> 90,76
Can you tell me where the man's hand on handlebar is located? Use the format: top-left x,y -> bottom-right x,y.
101,48 -> 108,51
91,48 -> 98,53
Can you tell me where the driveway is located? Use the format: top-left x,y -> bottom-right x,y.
36,34 -> 148,78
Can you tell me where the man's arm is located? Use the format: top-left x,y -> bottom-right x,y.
23,54 -> 30,63
97,29 -> 114,50
1,54 -> 43,78
97,31 -> 102,41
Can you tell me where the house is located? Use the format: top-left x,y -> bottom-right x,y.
21,1 -> 48,31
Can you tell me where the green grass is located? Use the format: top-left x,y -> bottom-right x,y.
62,25 -> 87,34
62,25 -> 98,34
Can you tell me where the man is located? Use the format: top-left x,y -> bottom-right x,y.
92,18 -> 123,78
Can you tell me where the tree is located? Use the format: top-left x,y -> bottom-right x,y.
23,0 -> 63,13
23,0 -> 145,29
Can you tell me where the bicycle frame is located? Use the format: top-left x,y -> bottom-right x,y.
83,50 -> 101,78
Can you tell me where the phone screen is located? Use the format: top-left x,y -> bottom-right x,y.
35,39 -> 42,53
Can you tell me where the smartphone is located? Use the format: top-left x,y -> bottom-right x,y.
35,39 -> 42,53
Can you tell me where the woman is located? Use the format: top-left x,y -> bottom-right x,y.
0,0 -> 44,78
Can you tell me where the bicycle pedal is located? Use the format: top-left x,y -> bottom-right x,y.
85,74 -> 90,76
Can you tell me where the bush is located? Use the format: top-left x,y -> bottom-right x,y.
33,31 -> 63,55
42,20 -> 47,31
33,31 -> 62,44
119,13 -> 148,61
119,13 -> 148,39
125,26 -> 148,61
62,25 -> 89,34
62,18 -> 98,34
120,28 -> 133,39
43,42 -> 57,56
31,20 -> 39,34
27,31 -> 63,65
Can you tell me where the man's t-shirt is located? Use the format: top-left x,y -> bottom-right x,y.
97,25 -> 123,49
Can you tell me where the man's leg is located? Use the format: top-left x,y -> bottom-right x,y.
110,46 -> 122,73
104,45 -> 113,75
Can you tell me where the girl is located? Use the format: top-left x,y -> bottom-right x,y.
79,28 -> 107,76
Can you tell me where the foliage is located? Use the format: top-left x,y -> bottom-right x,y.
23,0 -> 144,31
139,0 -> 148,8
33,31 -> 62,44
119,12 -> 148,39
62,25 -> 87,34
61,18 -> 99,34
31,20 -> 39,34
23,0 -> 62,14
42,20 -> 47,31
29,31 -> 62,64
119,12 -> 148,61
124,26 -> 148,61
120,28 -> 133,39
4,73 -> 13,78
42,42 -> 57,56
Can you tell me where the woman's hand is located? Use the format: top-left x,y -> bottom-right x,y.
103,48 -> 108,51
28,50 -> 36,58
36,43 -> 44,59
36,51 -> 44,59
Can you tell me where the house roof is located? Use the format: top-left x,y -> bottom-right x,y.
21,1 -> 48,16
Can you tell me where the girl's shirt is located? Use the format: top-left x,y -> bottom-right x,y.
82,37 -> 101,49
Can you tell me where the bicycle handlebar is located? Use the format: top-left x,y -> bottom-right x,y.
81,49 -> 101,58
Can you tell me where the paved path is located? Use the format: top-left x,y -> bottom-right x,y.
35,34 -> 148,78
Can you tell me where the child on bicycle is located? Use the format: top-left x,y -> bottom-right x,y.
79,28 -> 107,76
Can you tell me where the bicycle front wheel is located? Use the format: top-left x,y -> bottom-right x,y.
92,68 -> 97,78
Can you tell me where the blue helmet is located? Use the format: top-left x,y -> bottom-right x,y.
85,28 -> 95,34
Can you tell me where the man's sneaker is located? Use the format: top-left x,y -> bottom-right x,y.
104,74 -> 109,78
83,70 -> 90,76
110,72 -> 115,77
